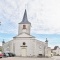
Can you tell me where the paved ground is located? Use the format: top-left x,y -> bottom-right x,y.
0,57 -> 54,60
51,56 -> 60,60
0,56 -> 60,60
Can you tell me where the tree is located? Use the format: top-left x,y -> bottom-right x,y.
0,46 -> 2,52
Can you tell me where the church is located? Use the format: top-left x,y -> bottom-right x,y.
2,10 -> 51,57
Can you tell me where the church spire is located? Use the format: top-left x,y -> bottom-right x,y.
19,9 -> 31,24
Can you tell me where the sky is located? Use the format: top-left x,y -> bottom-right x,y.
0,0 -> 60,48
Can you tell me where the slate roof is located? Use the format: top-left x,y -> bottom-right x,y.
45,38 -> 48,42
19,9 -> 31,24
54,46 -> 59,50
2,40 -> 5,43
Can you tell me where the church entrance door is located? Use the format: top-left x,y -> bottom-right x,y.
21,48 -> 27,56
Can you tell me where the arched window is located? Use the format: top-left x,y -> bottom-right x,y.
23,25 -> 26,29
23,42 -> 26,45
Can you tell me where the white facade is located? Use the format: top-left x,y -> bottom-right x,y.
52,46 -> 60,56
18,24 -> 31,35
2,10 -> 51,57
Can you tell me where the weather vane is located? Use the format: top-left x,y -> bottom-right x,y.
25,3 -> 27,9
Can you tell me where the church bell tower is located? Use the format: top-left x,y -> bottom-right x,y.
18,9 -> 31,35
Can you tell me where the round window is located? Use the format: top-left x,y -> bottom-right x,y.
23,42 -> 26,45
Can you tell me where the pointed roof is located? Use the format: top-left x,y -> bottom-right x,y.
13,33 -> 35,38
2,39 -> 5,43
54,46 -> 59,50
45,38 -> 48,42
19,9 -> 31,24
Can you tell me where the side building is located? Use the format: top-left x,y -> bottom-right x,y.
52,46 -> 60,56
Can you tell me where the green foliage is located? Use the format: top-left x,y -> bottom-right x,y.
0,47 -> 2,51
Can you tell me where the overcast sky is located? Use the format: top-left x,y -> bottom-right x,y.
0,0 -> 60,48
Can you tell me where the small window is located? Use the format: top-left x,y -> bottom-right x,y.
23,42 -> 26,45
23,25 -> 26,29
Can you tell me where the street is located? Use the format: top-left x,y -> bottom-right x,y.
0,57 -> 54,60
0,56 -> 60,60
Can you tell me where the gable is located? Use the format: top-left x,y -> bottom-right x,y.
13,33 -> 35,38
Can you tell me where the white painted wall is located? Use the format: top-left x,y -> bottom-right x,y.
2,37 -> 50,57
12,37 -> 35,56
18,24 -> 31,35
2,33 -> 51,57
53,47 -> 60,56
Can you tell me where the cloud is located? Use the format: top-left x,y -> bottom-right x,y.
0,0 -> 60,34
